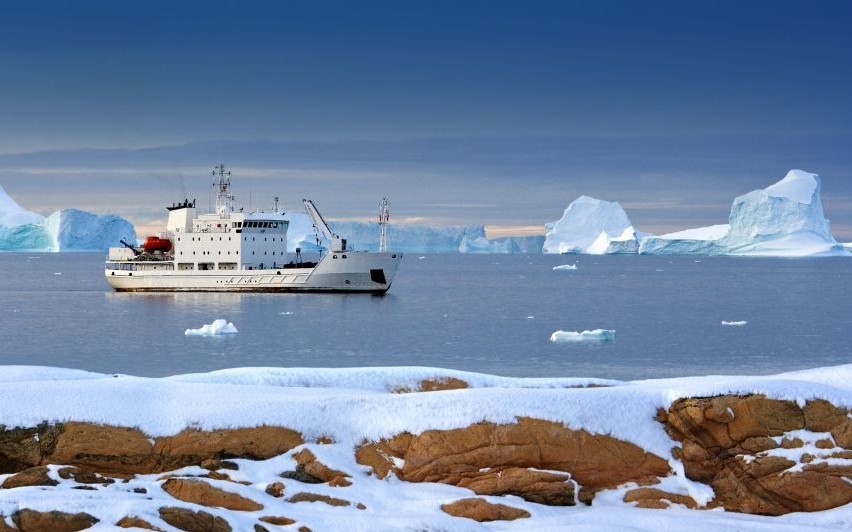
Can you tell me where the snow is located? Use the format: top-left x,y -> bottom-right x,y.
0,183 -> 137,251
184,319 -> 239,336
550,329 -> 616,342
0,364 -> 850,530
543,196 -> 639,254
553,264 -> 578,271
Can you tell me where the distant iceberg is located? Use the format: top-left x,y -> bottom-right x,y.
0,184 -> 137,252
286,212 -> 543,254
543,196 -> 639,254
546,170 -> 848,257
553,264 -> 578,271
640,170 -> 848,257
550,329 -> 616,342
185,319 -> 239,336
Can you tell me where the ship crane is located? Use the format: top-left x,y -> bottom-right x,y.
303,199 -> 347,253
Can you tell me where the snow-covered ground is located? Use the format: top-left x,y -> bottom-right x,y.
0,364 -> 849,530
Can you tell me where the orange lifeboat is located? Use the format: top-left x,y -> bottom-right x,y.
142,236 -> 173,253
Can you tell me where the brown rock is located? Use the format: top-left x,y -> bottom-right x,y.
815,438 -> 835,450
162,478 -> 263,511
288,492 -> 351,507
393,377 -> 469,393
0,423 -> 62,473
58,466 -> 115,485
159,507 -> 231,532
663,395 -> 852,516
288,449 -> 351,487
803,400 -> 848,432
623,487 -> 699,509
440,498 -> 530,522
200,459 -> 238,471
205,471 -> 232,482
443,466 -> 576,506
265,481 -> 285,498
298,527 -> 312,532
12,509 -> 98,531
1,465 -> 57,488
259,516 -> 297,526
116,516 -> 164,530
736,436 -> 778,454
831,419 -> 852,449
153,427 -> 303,469
726,396 -> 804,442
398,418 -> 669,489
780,437 -> 804,449
48,423 -> 155,474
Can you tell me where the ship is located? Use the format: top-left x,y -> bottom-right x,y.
105,165 -> 402,293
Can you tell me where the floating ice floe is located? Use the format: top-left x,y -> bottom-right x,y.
721,321 -> 748,326
184,319 -> 239,336
550,329 -> 616,343
553,264 -> 578,271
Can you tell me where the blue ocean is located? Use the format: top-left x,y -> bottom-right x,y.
0,252 -> 849,380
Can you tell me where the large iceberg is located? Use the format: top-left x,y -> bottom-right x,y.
543,196 -> 640,254
0,183 -> 137,251
640,170 -> 848,257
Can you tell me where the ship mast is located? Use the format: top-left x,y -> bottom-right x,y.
212,164 -> 235,216
378,197 -> 390,253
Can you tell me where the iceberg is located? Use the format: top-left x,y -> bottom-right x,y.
184,319 -> 239,336
553,263 -> 578,271
550,329 -> 616,342
640,170 -> 849,257
543,196 -> 639,254
286,211 -> 543,254
0,183 -> 137,251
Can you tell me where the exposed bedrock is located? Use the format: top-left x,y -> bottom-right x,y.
0,423 -> 303,474
660,395 -> 852,515
356,417 -> 671,505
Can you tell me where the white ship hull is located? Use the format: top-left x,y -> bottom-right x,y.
106,252 -> 402,293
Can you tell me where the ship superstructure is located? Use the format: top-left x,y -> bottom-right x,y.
105,165 -> 402,293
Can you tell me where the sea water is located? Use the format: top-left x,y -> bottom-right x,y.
0,252 -> 850,380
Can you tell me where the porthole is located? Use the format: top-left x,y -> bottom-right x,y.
345,280 -> 350,285
333,255 -> 337,259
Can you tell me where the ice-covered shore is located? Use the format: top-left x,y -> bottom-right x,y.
0,364 -> 849,530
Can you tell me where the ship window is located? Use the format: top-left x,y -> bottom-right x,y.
219,237 -> 222,241
263,222 -> 269,228
236,251 -> 239,255
333,255 -> 337,259
252,251 -> 255,255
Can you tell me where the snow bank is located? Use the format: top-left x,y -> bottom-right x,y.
184,319 -> 239,336
550,329 -> 616,342
543,196 -> 639,254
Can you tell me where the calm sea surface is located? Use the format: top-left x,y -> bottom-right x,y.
0,253 -> 849,380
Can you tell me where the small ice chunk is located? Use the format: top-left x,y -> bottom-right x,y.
721,321 -> 748,326
418,256 -> 427,260
550,329 -> 615,343
526,316 -> 535,320
279,311 -> 294,315
185,319 -> 239,336
553,264 -> 578,271
54,272 -> 62,275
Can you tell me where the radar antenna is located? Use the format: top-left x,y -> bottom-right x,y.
212,164 -> 235,216
378,197 -> 390,253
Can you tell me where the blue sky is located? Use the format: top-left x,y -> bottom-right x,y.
1,1 -> 851,237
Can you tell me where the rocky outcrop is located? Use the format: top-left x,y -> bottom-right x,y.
285,448 -> 351,487
660,395 -> 852,515
0,423 -> 303,475
161,478 -> 264,511
116,516 -> 164,530
158,507 -> 231,532
392,377 -> 469,393
10,509 -> 98,531
288,492 -> 352,507
440,498 -> 530,522
1,465 -> 57,488
357,417 -> 670,504
623,487 -> 701,509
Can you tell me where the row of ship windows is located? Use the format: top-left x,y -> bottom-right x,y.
234,221 -> 284,229
178,251 -> 283,255
178,237 -> 282,242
